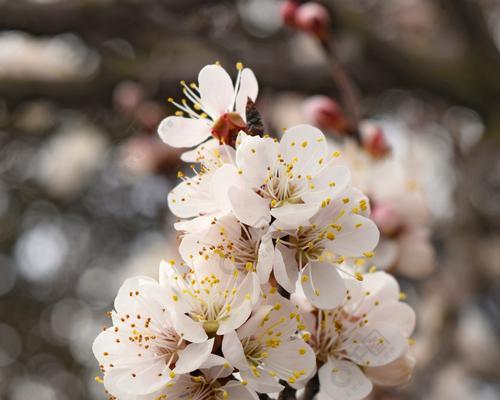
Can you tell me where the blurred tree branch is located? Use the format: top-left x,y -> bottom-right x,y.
1,0 -> 500,133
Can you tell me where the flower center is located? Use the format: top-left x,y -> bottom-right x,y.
188,377 -> 226,400
155,327 -> 184,366
242,337 -> 267,367
211,112 -> 247,146
211,224 -> 259,272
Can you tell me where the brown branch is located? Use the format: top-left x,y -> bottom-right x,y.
277,382 -> 297,400
303,373 -> 320,400
319,39 -> 362,141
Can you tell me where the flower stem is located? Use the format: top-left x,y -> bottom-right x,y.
319,39 -> 362,143
277,381 -> 297,400
302,373 -> 320,400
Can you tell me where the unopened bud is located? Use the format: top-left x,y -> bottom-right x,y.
113,81 -> 145,114
280,0 -> 299,27
294,2 -> 331,40
360,122 -> 391,158
371,203 -> 402,236
303,95 -> 349,132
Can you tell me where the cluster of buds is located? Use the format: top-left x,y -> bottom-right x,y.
93,63 -> 416,400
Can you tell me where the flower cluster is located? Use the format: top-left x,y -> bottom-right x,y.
339,138 -> 436,278
93,63 -> 416,400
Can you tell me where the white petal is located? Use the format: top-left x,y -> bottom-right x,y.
246,298 -> 298,339
302,165 -> 351,203
271,203 -> 319,230
240,369 -> 284,394
222,381 -> 259,400
171,311 -> 208,343
344,322 -> 407,367
114,361 -> 171,395
228,186 -> 271,228
236,68 -> 259,117
221,330 -> 249,371
198,64 -> 234,117
198,354 -> 234,380
174,339 -> 214,374
168,176 -> 217,219
364,352 -> 416,387
280,124 -> 327,176
231,271 -> 261,307
210,164 -> 243,213
324,214 -> 379,257
173,214 -> 216,234
368,302 -> 416,337
351,187 -> 371,217
265,340 -> 316,383
158,116 -> 211,148
362,271 -> 400,305
300,262 -> 345,309
236,304 -> 274,339
93,330 -> 143,367
318,359 -> 373,400
218,300 -> 254,335
256,232 -> 274,283
180,138 -> 219,162
236,135 -> 277,187
218,272 -> 260,334
273,243 -> 298,293
114,276 -> 158,314
103,366 -> 171,399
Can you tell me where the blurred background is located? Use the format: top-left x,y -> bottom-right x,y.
1,0 -> 500,399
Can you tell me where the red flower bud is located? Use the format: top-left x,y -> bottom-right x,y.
280,0 -> 299,27
360,122 -> 391,158
303,95 -> 349,132
371,203 -> 402,237
113,81 -> 145,114
294,2 -> 331,40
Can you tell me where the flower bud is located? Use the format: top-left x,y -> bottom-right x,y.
303,95 -> 349,132
294,2 -> 331,40
371,203 -> 402,236
280,0 -> 299,27
360,122 -> 391,158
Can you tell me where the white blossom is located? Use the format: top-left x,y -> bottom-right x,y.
179,214 -> 274,284
167,143 -> 238,233
158,258 -> 261,339
300,271 -> 415,400
161,355 -> 259,400
92,276 -> 215,399
272,187 -> 379,309
226,125 -> 352,229
222,287 -> 316,393
158,63 -> 258,151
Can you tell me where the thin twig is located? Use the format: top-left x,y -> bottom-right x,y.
303,373 -> 320,400
277,381 -> 297,400
319,39 -> 362,143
